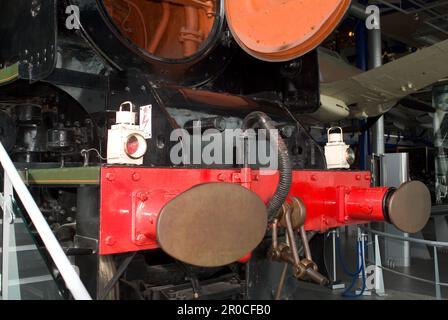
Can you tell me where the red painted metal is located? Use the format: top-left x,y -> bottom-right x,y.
345,186 -> 389,221
99,167 -> 389,255
238,253 -> 253,264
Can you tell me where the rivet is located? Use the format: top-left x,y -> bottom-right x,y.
105,236 -> 116,246
132,173 -> 141,181
106,173 -> 115,181
136,234 -> 147,243
138,192 -> 148,202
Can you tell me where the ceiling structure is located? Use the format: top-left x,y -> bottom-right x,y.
317,1 -> 448,141
370,1 -> 448,138
377,0 -> 448,47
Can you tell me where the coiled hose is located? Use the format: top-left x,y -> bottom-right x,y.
242,112 -> 292,220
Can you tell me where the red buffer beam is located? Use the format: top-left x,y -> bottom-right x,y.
98,167 -> 431,256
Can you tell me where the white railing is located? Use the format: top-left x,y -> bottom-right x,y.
328,226 -> 448,300
0,142 -> 91,300
363,227 -> 448,300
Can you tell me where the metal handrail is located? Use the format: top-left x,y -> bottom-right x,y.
361,226 -> 447,300
363,227 -> 448,248
0,142 -> 92,300
365,258 -> 448,287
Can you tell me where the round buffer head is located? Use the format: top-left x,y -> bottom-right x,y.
157,183 -> 268,267
387,181 -> 431,233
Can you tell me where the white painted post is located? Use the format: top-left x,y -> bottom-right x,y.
1,175 -> 21,300
0,142 -> 91,300
374,234 -> 386,296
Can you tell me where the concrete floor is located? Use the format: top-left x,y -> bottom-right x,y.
291,227 -> 448,300
3,218 -> 447,300
293,281 -> 435,300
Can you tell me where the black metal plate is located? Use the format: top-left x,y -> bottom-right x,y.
0,0 -> 57,81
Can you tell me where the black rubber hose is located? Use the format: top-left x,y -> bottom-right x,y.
242,112 -> 292,219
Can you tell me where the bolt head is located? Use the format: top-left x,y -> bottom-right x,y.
138,192 -> 148,202
136,234 -> 147,243
105,236 -> 116,246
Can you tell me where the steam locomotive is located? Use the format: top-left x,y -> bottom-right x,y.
0,0 -> 430,300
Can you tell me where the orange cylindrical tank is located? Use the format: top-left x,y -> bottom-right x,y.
103,0 -> 216,60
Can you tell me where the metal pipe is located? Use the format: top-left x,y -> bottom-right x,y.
99,252 -> 137,300
369,12 -> 385,155
350,2 -> 385,155
148,2 -> 171,53
369,86 -> 384,155
364,227 -> 448,248
272,219 -> 279,250
183,6 -> 200,56
356,7 -> 369,169
368,29 -> 382,69
349,2 -> 369,19
0,141 -> 92,300
332,231 -> 338,282
368,256 -> 448,287
242,112 -> 292,219
374,0 -> 448,35
285,210 -> 301,266
274,263 -> 288,300
375,0 -> 408,14
122,0 -> 149,49
408,0 -> 446,19
409,1 -> 448,14
299,226 -> 312,261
